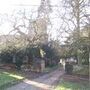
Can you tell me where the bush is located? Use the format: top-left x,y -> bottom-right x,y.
73,65 -> 83,72
0,47 -> 24,70
65,62 -> 73,74
73,65 -> 89,76
0,49 -> 13,63
15,59 -> 23,70
14,50 -> 25,70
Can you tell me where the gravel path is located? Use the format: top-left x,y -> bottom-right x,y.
6,69 -> 64,90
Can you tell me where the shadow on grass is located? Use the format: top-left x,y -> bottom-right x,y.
0,71 -> 24,90
0,71 -> 52,90
55,80 -> 90,90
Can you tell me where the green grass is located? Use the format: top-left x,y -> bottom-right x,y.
0,71 -> 24,90
44,65 -> 58,72
55,80 -> 90,90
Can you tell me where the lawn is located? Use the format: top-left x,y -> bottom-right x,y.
44,65 -> 58,73
74,65 -> 89,76
55,80 -> 90,90
0,71 -> 24,90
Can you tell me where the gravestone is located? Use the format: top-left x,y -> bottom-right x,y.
41,60 -> 45,72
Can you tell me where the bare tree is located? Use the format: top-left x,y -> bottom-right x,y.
8,0 -> 52,46
57,0 -> 90,64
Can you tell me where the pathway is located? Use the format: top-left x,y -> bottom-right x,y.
6,69 -> 64,90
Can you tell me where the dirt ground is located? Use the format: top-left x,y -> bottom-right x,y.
63,74 -> 89,85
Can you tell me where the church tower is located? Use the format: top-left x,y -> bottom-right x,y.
38,0 -> 52,18
35,0 -> 52,44
28,0 -> 52,45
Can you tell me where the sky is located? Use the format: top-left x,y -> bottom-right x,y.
0,0 -> 89,42
0,0 -> 41,11
0,0 -> 59,35
0,0 -> 41,34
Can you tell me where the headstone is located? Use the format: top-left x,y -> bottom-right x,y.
41,60 -> 45,72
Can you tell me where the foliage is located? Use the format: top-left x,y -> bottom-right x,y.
73,65 -> 89,76
0,39 -> 60,68
26,46 -> 44,58
42,42 -> 60,60
64,26 -> 90,65
0,44 -> 45,66
42,44 -> 55,59
0,45 -> 23,62
0,48 -> 15,63
61,0 -> 90,65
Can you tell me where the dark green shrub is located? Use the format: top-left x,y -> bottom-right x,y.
0,50 -> 13,63
0,47 -> 24,70
65,62 -> 73,74
15,59 -> 23,70
26,46 -> 41,58
14,50 -> 25,70
42,44 -> 55,59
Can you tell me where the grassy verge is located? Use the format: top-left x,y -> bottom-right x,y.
55,79 -> 90,90
73,65 -> 89,76
44,65 -> 58,73
0,71 -> 24,90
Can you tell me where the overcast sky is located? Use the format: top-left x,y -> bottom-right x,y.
0,0 -> 59,15
0,0 -> 89,42
0,0 -> 75,44
0,0 -> 59,34
0,0 -> 40,34
0,0 -> 40,12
